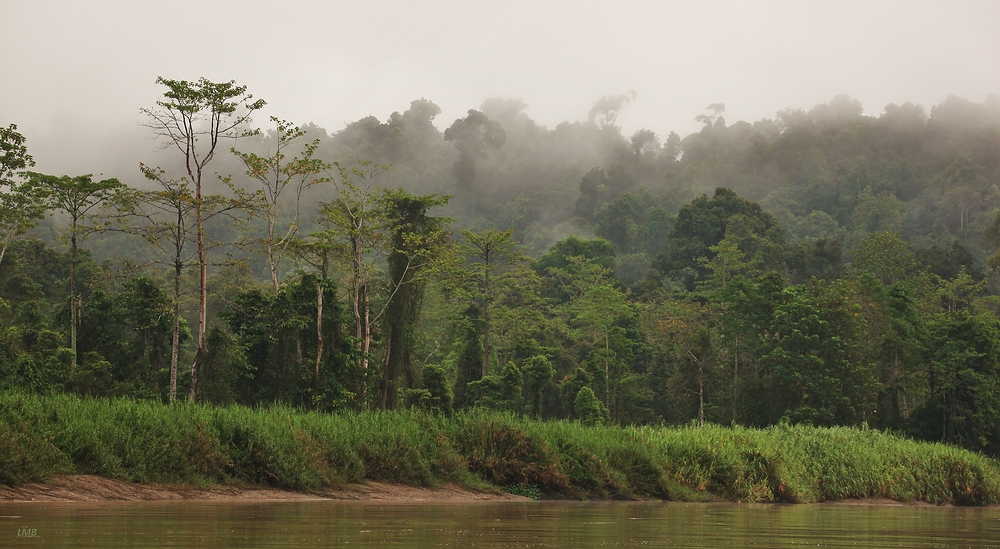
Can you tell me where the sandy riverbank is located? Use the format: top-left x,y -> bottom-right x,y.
0,475 -> 530,503
1,476 -> 974,506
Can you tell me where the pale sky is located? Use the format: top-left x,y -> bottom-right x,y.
2,0 -> 999,177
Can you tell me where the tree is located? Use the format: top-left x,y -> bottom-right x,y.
588,91 -> 637,129
642,299 -> 713,426
28,173 -> 123,377
695,103 -> 726,128
760,282 -> 862,426
126,166 -> 244,402
443,110 -> 505,191
985,211 -> 1000,269
535,236 -> 617,303
319,162 -> 391,403
574,386 -> 608,426
915,307 -> 1000,455
550,256 -> 635,421
406,363 -> 454,415
850,231 -> 917,286
662,187 -> 785,288
522,355 -> 554,418
0,124 -> 45,267
141,77 -> 265,402
232,118 -> 329,293
221,274 -> 351,409
288,232 -> 338,387
459,228 -> 519,378
451,303 -> 485,409
467,360 -> 523,412
381,190 -> 451,408
0,124 -> 31,183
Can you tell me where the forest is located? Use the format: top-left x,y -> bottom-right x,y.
2,79 -> 1000,458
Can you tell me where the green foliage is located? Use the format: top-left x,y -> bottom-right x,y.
0,124 -> 44,266
451,304 -> 485,409
382,191 -> 452,408
220,276 -> 353,410
912,309 -> 1000,456
522,355 -> 554,418
574,386 -> 608,426
407,364 -> 453,415
536,235 -> 616,275
5,393 -> 1000,505
502,482 -> 542,499
761,282 -> 861,426
662,188 -> 785,289
850,231 -> 917,285
467,361 -> 523,412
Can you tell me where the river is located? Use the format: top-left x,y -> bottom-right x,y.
3,500 -> 999,548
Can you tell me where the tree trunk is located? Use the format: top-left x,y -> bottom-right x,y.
362,284 -> 371,377
732,334 -> 739,424
688,349 -> 704,427
315,279 -> 324,384
0,234 -> 10,268
70,226 -> 78,378
351,237 -> 367,403
381,325 -> 392,410
698,363 -> 705,427
269,217 -> 279,293
482,256 -> 490,378
170,260 -> 182,403
190,189 -> 207,402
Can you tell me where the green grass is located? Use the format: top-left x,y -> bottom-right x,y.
1,392 -> 998,504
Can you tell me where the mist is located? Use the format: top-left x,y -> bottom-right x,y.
3,0 -> 998,178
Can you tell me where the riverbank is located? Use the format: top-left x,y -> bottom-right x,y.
0,475 -> 528,503
0,475 -> 959,505
2,392 -> 999,505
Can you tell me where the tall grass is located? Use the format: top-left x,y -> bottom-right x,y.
1,392 -> 998,504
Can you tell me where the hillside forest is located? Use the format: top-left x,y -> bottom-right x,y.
3,80 -> 1000,456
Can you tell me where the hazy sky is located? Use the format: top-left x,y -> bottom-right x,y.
3,0 -> 999,177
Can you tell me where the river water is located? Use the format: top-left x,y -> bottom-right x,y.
2,500 -> 999,548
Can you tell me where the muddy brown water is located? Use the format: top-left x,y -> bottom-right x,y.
2,500 -> 999,548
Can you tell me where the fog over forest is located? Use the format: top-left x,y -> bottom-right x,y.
5,0 -> 1000,175
4,1 -> 1000,455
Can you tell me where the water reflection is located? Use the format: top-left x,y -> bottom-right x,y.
2,500 -> 999,548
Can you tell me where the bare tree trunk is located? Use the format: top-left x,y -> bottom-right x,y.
0,234 -> 10,267
482,256 -> 490,378
315,280 -> 323,384
604,331 -> 611,416
362,284 -> 371,375
688,349 -> 704,427
170,261 -> 182,403
269,218 -> 280,294
70,227 -> 78,378
350,239 -> 367,403
189,194 -> 207,402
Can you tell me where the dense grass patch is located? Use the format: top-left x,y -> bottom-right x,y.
1,392 -> 998,504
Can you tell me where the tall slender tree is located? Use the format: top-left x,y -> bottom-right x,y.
116,166 -> 248,402
141,77 -> 265,401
